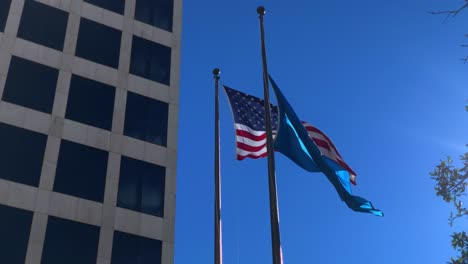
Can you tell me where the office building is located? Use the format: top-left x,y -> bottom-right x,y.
0,0 -> 181,263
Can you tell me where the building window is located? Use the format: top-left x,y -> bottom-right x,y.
0,204 -> 33,264
42,216 -> 100,264
65,75 -> 115,130
17,0 -> 68,51
84,0 -> 125,15
75,18 -> 121,68
130,36 -> 171,85
2,56 -> 58,114
0,123 -> 47,187
0,0 -> 11,32
135,0 -> 173,32
117,156 -> 165,217
54,140 -> 108,203
124,91 -> 168,146
111,231 -> 162,264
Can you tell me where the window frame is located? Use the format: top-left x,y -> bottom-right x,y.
135,0 -> 174,32
84,0 -> 125,15
111,230 -> 163,264
130,35 -> 172,85
65,74 -> 116,131
0,0 -> 12,32
54,140 -> 109,203
0,122 -> 47,187
17,0 -> 69,51
117,156 -> 166,217
0,204 -> 33,264
2,56 -> 59,114
41,216 -> 100,264
124,91 -> 169,147
75,17 -> 122,68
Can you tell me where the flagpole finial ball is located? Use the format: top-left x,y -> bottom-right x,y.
212,68 -> 220,77
257,6 -> 266,15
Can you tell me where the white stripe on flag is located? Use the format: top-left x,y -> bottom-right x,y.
236,135 -> 266,147
236,147 -> 267,157
234,124 -> 266,136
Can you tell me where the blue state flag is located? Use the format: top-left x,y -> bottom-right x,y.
269,75 -> 383,216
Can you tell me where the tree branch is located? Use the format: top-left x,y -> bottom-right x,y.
429,3 -> 468,18
447,176 -> 468,195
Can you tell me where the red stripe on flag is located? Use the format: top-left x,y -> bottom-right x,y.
237,152 -> 268,160
235,129 -> 266,141
303,123 -> 357,185
236,142 -> 266,152
234,122 -> 357,185
304,124 -> 344,160
304,125 -> 322,134
311,138 -> 331,151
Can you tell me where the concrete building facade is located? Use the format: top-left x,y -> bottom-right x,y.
0,0 -> 181,263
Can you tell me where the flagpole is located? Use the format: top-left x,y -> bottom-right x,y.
257,6 -> 283,264
213,68 -> 222,264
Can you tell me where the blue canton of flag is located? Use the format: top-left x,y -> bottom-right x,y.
224,86 -> 279,160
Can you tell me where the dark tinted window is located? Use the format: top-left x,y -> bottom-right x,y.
118,156 -> 165,217
17,0 -> 68,50
0,123 -> 46,187
84,0 -> 125,14
66,75 -> 115,130
111,231 -> 162,264
0,0 -> 11,32
75,18 -> 121,68
54,140 -> 108,202
3,56 -> 58,113
130,36 -> 171,85
42,216 -> 100,264
135,0 -> 173,32
124,91 -> 168,146
0,204 -> 33,264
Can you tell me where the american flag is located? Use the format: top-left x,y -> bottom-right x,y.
224,85 -> 357,185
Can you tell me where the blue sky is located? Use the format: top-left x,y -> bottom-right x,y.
176,0 -> 468,263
